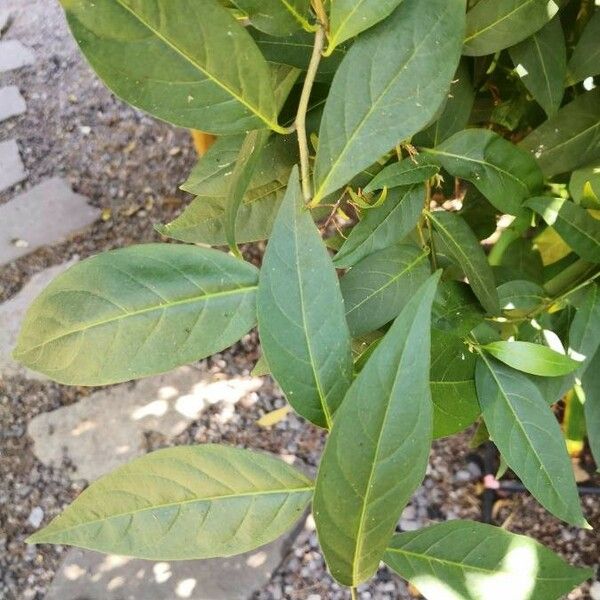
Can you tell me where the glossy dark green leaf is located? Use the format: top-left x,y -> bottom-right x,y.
425,129 -> 544,215
497,280 -> 546,315
384,520 -> 593,600
232,0 -> 310,36
157,194 -> 283,246
333,186 -> 425,268
14,244 -> 258,385
312,0 -> 465,203
414,61 -> 475,148
567,283 -> 600,381
431,329 -> 480,438
341,245 -> 430,336
520,88 -> 600,177
60,0 -> 284,134
313,273 -> 440,586
463,0 -> 561,57
475,355 -> 587,527
581,349 -> 600,467
28,445 -> 313,558
498,238 -> 544,284
509,17 -> 566,116
567,10 -> 600,85
364,155 -> 439,193
428,210 -> 500,314
459,184 -> 498,240
326,0 -> 405,52
526,197 -> 600,263
483,340 -> 581,376
257,167 -> 353,429
432,280 -> 485,337
225,129 -> 270,252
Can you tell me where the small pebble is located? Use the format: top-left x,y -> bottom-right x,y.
590,581 -> 600,600
27,507 -> 44,529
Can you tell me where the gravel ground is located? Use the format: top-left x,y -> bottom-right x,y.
0,2 -> 598,599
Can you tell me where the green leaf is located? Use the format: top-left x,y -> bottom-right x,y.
253,30 -> 346,83
181,133 -> 297,199
498,238 -> 544,284
384,520 -> 593,600
225,129 -> 271,252
327,0 -> 405,53
232,0 -> 310,36
463,0 -> 561,57
459,184 -> 499,240
431,329 -> 480,438
483,340 -> 581,376
364,155 -> 439,193
569,162 -> 600,210
425,129 -> 544,215
28,445 -> 313,558
567,10 -> 600,85
428,210 -> 500,314
333,186 -> 425,268
341,245 -> 430,336
432,280 -> 485,337
312,0 -> 465,203
313,273 -> 440,586
257,167 -> 353,429
520,88 -> 600,177
581,349 -> 600,467
157,194 -> 283,246
509,17 -> 566,116
60,0 -> 283,134
567,283 -> 600,380
497,280 -> 546,315
475,355 -> 587,527
13,244 -> 258,386
526,197 -> 600,263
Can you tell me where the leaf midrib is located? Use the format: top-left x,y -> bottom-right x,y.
386,546 -> 585,581
464,0 -> 538,44
34,484 -> 314,542
314,9 -> 448,202
15,285 -> 257,356
112,0 -> 278,131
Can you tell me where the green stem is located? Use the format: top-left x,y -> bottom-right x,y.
488,212 -> 531,266
351,587 -> 358,600
544,259 -> 597,297
296,27 -> 325,203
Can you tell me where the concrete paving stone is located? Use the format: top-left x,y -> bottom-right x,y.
0,176 -> 100,265
0,258 -> 78,380
0,85 -> 26,122
45,534 -> 298,600
0,138 -> 26,193
0,39 -> 34,72
27,367 -> 264,481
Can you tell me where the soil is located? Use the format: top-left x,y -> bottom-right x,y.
0,1 -> 598,599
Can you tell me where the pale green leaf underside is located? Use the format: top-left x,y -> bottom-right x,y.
314,273 -> 440,586
61,0 -> 281,134
28,445 -> 313,559
463,0 -> 561,57
384,520 -> 593,600
257,167 -> 353,428
475,356 -> 587,527
483,340 -> 581,377
313,0 -> 465,203
14,244 -> 258,385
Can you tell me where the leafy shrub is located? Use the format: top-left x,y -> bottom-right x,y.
17,0 -> 600,597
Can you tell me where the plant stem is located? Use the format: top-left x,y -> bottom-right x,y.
296,27 -> 325,203
351,587 -> 358,600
